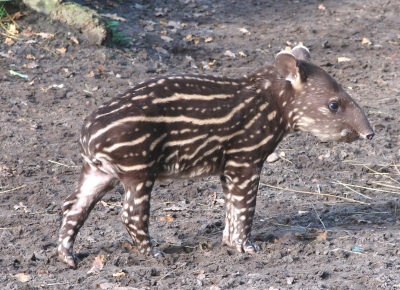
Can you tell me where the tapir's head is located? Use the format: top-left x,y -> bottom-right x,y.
275,45 -> 374,143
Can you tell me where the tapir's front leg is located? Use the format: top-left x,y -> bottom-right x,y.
220,164 -> 261,253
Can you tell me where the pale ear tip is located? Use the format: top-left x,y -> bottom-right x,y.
275,50 -> 295,59
292,45 -> 310,52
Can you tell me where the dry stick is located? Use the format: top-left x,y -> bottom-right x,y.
332,181 -> 399,194
260,183 -> 370,205
159,262 -> 186,281
364,164 -> 400,185
312,204 -> 326,229
333,179 -> 372,200
48,159 -> 77,168
370,181 -> 400,190
393,163 -> 400,175
0,185 -> 26,194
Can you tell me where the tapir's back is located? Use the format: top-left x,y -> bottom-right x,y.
80,71 -> 284,179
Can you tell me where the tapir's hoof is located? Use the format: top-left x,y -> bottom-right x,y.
151,248 -> 165,259
58,250 -> 80,268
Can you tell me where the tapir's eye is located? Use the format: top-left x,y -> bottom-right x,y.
328,101 -> 339,111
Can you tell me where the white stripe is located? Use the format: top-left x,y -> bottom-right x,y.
150,133 -> 168,151
117,160 -> 156,172
152,93 -> 234,104
225,160 -> 250,167
103,134 -> 151,153
226,135 -> 273,154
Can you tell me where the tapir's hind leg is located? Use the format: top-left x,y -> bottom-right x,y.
57,161 -> 119,267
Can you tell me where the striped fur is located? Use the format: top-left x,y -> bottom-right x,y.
58,46 -> 374,267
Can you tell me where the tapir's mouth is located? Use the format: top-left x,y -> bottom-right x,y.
361,131 -> 375,140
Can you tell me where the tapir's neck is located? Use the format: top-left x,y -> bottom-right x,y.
248,68 -> 296,137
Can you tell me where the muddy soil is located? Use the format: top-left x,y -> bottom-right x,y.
1,0 -> 400,289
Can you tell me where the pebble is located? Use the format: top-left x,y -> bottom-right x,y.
266,152 -> 280,163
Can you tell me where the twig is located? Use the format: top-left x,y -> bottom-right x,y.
331,181 -> 399,194
370,181 -> 400,190
48,159 -> 77,168
159,262 -> 186,281
279,156 -> 292,164
349,211 -> 389,215
333,179 -> 372,200
393,163 -> 400,175
0,185 -> 26,194
260,183 -> 370,205
312,204 -> 325,229
364,164 -> 400,184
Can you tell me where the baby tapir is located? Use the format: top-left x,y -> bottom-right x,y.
58,45 -> 374,267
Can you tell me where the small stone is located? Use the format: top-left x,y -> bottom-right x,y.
286,276 -> 295,285
267,152 -> 280,163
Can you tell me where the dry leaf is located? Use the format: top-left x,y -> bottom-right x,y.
87,255 -> 105,274
56,47 -> 66,55
238,51 -> 247,57
316,231 -> 328,242
318,4 -> 326,10
161,35 -> 174,42
35,32 -> 54,39
26,54 -> 35,60
238,27 -> 250,34
144,25 -> 154,31
204,37 -> 213,43
185,34 -> 193,41
159,215 -> 174,222
15,273 -> 31,282
361,37 -> 372,45
338,57 -> 351,62
113,271 -> 126,277
97,65 -> 105,73
224,50 -> 236,58
70,36 -> 79,44
1,11 -> 27,22
100,200 -> 108,207
8,24 -> 19,35
5,38 -> 15,45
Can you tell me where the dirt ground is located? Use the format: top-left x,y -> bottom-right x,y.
1,0 -> 400,289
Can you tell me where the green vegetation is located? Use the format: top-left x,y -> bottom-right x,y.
0,0 -> 9,19
107,20 -> 131,45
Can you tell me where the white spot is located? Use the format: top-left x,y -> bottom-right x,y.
136,183 -> 144,191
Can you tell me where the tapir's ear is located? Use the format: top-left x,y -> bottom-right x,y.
275,51 -> 301,85
291,45 -> 311,61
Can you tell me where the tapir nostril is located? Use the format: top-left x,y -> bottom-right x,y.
366,132 -> 375,140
